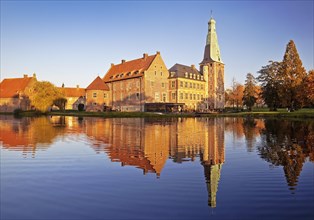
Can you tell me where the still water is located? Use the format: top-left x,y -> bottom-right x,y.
1,116 -> 313,219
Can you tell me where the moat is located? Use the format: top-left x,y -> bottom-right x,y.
1,116 -> 313,219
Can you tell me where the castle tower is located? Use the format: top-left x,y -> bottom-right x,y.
200,16 -> 225,110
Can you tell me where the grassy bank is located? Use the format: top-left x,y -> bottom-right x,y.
1,108 -> 314,118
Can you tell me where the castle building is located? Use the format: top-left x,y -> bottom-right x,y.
59,86 -> 86,110
103,52 -> 169,112
168,64 -> 206,111
86,76 -> 110,111
0,74 -> 37,112
200,17 -> 225,110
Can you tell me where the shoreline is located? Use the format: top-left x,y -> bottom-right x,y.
1,109 -> 314,118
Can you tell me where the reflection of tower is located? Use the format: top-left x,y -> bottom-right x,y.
203,163 -> 222,207
201,118 -> 225,207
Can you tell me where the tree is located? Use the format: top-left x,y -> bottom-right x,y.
305,70 -> 314,106
53,97 -> 67,111
28,81 -> 65,112
234,83 -> 244,111
257,61 -> 282,111
279,40 -> 307,110
243,73 -> 257,111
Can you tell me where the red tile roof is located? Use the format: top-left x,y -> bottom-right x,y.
86,76 -> 109,90
59,87 -> 86,97
103,54 -> 157,82
0,76 -> 35,98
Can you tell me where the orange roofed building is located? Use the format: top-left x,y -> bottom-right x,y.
86,76 -> 110,112
0,74 -> 37,112
103,52 -> 169,112
59,86 -> 86,110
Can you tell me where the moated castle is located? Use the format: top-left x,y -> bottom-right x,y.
0,17 -> 224,112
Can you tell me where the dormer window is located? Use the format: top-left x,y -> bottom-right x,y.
197,75 -> 200,80
189,73 -> 192,78
185,72 -> 188,78
120,74 -> 124,77
193,74 -> 196,79
110,76 -> 113,79
201,76 -> 204,80
127,72 -> 131,76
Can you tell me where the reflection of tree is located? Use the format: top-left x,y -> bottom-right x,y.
242,117 -> 257,152
0,116 -> 65,155
258,119 -> 314,190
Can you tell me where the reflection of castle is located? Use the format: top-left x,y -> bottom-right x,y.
0,116 -> 226,205
169,118 -> 225,207
0,115 -> 65,157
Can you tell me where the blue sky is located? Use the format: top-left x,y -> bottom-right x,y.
1,0 -> 313,88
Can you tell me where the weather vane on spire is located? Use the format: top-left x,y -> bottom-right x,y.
211,10 -> 213,18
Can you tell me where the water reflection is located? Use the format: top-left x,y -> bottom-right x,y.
1,115 -> 313,208
257,119 -> 314,191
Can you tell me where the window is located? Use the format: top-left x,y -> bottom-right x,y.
162,83 -> 165,88
197,94 -> 200,100
151,81 -> 154,86
197,84 -> 199,89
93,102 -> 97,106
201,85 -> 204,90
155,92 -> 160,101
180,81 -> 183,87
201,76 -> 204,80
185,93 -> 188,99
189,73 -> 192,78
193,94 -> 196,100
185,82 -> 188,87
190,94 -> 192,100
136,93 -> 140,100
185,72 -> 188,78
93,92 -> 97,98
161,72 -> 163,76
197,75 -> 200,80
171,81 -> 175,88
155,71 -> 157,76
193,74 -> 196,79
190,83 -> 192,88
180,93 -> 183,100
104,93 -> 107,98
193,83 -> 195,88
162,93 -> 166,102
172,92 -> 176,100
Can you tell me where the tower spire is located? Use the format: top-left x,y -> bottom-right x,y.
201,16 -> 222,64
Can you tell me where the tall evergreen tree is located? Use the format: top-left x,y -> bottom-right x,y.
257,61 -> 282,111
243,73 -> 257,111
279,40 -> 307,110
305,70 -> 314,106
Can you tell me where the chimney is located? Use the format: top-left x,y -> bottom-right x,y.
191,64 -> 195,69
121,59 -> 126,64
33,73 -> 37,78
111,63 -> 114,67
143,53 -> 148,59
76,85 -> 79,89
23,74 -> 27,78
156,51 -> 160,55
